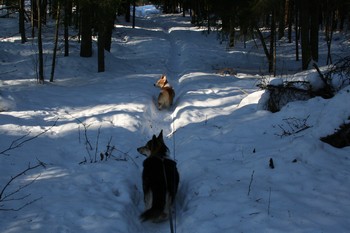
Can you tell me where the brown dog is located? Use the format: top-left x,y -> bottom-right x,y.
154,75 -> 175,110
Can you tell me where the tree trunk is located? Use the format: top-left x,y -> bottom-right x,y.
269,10 -> 276,74
125,0 -> 131,22
97,4 -> 106,73
229,19 -> 235,47
50,3 -> 60,82
255,25 -> 271,72
310,0 -> 319,62
41,0 -> 47,25
132,1 -> 136,28
19,0 -> 27,43
191,0 -> 199,25
294,0 -> 299,61
287,0 -> 293,43
300,0 -> 311,70
37,0 -> 44,83
278,0 -> 286,40
64,0 -> 70,56
31,0 -> 38,37
80,4 -> 92,57
182,0 -> 186,17
207,4 -> 210,34
74,1 -> 79,29
325,10 -> 335,65
104,11 -> 116,52
98,28 -> 105,72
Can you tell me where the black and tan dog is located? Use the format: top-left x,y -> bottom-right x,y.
137,130 -> 179,222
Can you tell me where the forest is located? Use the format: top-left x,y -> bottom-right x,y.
2,0 -> 350,77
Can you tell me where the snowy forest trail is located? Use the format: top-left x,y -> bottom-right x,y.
125,14 -> 261,233
108,14 -> 261,233
1,8 -> 350,233
132,14 -> 258,139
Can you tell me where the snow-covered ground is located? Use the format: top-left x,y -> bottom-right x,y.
1,6 -> 350,233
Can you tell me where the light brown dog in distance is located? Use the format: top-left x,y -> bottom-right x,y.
154,75 -> 175,110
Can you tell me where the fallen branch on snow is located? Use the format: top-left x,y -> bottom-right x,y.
0,119 -> 59,156
247,170 -> 255,196
0,160 -> 46,211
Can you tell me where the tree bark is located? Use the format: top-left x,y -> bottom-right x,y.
19,0 -> 27,43
269,10 -> 276,74
310,0 -> 319,62
98,28 -> 105,72
255,26 -> 270,65
229,18 -> 235,47
37,0 -> 44,83
41,0 -> 47,25
287,0 -> 293,43
104,12 -> 116,52
300,0 -> 311,70
31,0 -> 38,37
278,0 -> 286,40
294,0 -> 299,61
97,4 -> 105,73
50,3 -> 60,82
80,4 -> 92,57
64,0 -> 70,56
125,0 -> 131,22
132,1 -> 136,28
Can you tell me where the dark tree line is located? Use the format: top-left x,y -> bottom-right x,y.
14,0 -> 128,80
150,0 -> 350,73
8,0 -> 350,79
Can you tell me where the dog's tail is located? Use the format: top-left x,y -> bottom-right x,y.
140,185 -> 167,222
140,207 -> 164,222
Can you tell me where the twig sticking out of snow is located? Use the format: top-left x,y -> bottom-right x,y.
0,119 -> 59,156
0,160 -> 46,211
275,116 -> 311,137
269,158 -> 275,169
247,170 -> 255,196
94,126 -> 101,163
65,112 -> 139,167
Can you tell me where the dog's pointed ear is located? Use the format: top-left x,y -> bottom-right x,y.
161,75 -> 167,80
152,134 -> 157,141
151,134 -> 158,148
158,130 -> 164,141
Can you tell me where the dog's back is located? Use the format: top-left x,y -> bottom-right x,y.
155,75 -> 175,110
137,130 -> 180,222
141,157 -> 179,222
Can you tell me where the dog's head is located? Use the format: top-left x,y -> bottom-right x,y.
154,75 -> 168,88
137,130 -> 170,158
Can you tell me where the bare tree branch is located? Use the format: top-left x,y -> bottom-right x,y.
66,113 -> 94,161
275,116 -> 311,137
0,161 -> 46,211
0,197 -> 43,211
94,126 -> 101,163
1,119 -> 59,155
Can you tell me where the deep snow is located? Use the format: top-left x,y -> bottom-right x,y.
1,6 -> 350,233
